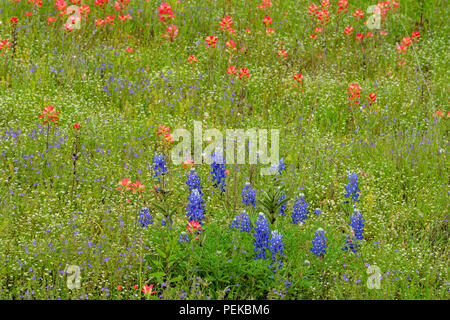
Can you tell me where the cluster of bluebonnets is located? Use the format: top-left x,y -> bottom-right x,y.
210,149 -> 227,192
342,173 -> 365,254
140,149 -> 364,273
138,207 -> 154,228
152,154 -> 168,178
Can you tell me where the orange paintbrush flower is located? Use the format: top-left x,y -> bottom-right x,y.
38,105 -> 60,125
117,178 -> 132,191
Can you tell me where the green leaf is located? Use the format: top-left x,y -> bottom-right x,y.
149,272 -> 166,279
170,275 -> 184,283
155,248 -> 166,259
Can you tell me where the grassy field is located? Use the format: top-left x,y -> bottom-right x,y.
0,0 -> 448,300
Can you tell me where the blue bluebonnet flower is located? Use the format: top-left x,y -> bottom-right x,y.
230,211 -> 252,233
210,149 -> 226,192
241,182 -> 256,208
291,194 -> 308,224
310,228 -> 328,257
186,189 -> 205,224
344,172 -> 360,202
152,154 -> 167,178
161,218 -> 173,228
268,230 -> 285,272
279,190 -> 287,216
253,213 -> 271,260
270,157 -> 286,174
314,208 -> 322,216
349,209 -> 364,241
186,168 -> 202,193
138,207 -> 154,228
342,236 -> 359,253
179,232 -> 190,243
277,157 -> 286,174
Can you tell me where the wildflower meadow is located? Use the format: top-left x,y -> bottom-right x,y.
0,0 -> 448,303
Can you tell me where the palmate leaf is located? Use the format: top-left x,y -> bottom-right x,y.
257,186 -> 290,223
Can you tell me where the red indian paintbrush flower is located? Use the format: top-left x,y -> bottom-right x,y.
47,17 -> 56,25
367,93 -> 377,105
158,2 -> 174,22
39,105 -> 60,125
141,284 -> 156,295
80,4 -> 91,18
347,83 -> 361,104
225,40 -> 236,50
257,0 -> 272,10
165,24 -> 178,42
106,15 -> 115,25
353,9 -> 364,20
186,220 -> 202,232
117,178 -> 132,191
293,73 -> 303,83
308,4 -> 319,15
156,125 -> 174,145
131,181 -> 145,193
401,36 -> 412,46
0,40 -> 10,52
205,35 -> 218,47
434,110 -> 443,118
344,26 -> 354,36
63,22 -> 74,33
164,133 -> 174,144
119,14 -> 132,22
277,50 -> 288,59
411,31 -> 420,41
182,159 -> 194,169
188,55 -> 198,63
114,1 -> 124,11
396,44 -> 406,54
96,19 -> 106,27
238,68 -> 250,79
219,16 -> 235,33
337,0 -> 349,14
262,16 -> 273,25
227,66 -> 237,74
72,123 -> 81,129
321,0 -> 330,8
355,33 -> 364,42
56,0 -> 67,12
10,17 -> 18,24
186,220 -> 202,239
157,125 -> 170,136
316,10 -> 329,25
